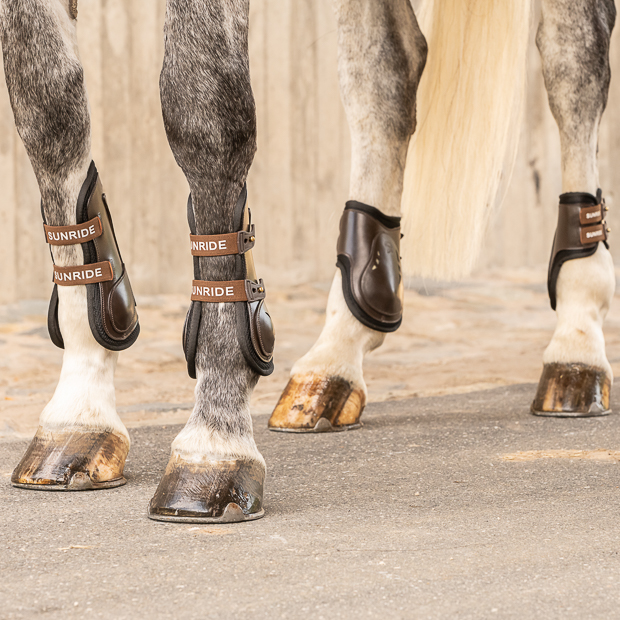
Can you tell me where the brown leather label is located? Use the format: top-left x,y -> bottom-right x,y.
190,233 -> 240,256
54,261 -> 113,286
579,205 -> 603,226
191,279 -> 266,302
44,216 -> 103,245
580,224 -> 606,245
190,228 -> 255,256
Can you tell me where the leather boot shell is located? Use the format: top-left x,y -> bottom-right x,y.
47,162 -> 140,351
547,191 -> 608,310
336,201 -> 403,332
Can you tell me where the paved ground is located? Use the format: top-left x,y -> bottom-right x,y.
3,384 -> 620,619
3,268 -> 620,619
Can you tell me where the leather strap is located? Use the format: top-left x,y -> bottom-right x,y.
547,190 -> 610,310
53,261 -> 113,286
191,279 -> 266,303
190,227 -> 255,256
44,216 -> 103,245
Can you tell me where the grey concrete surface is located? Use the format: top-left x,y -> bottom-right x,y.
2,384 -> 620,620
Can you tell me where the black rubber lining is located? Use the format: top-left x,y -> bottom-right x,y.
547,245 -> 597,311
47,284 -> 64,348
345,200 -> 401,229
336,254 -> 402,333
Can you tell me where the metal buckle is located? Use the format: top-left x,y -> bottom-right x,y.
245,278 -> 266,302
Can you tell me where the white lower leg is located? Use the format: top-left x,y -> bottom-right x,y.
171,413 -> 264,465
39,168 -> 126,439
290,271 -> 384,396
39,286 -> 125,438
544,244 -> 615,377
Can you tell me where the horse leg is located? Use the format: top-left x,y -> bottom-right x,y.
269,0 -> 427,432
148,0 -> 268,522
1,0 -> 134,488
532,0 -> 616,416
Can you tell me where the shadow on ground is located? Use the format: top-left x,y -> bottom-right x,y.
2,384 -> 620,619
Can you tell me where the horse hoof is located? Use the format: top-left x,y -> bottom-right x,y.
148,454 -> 265,523
531,363 -> 612,418
11,427 -> 129,491
268,374 -> 365,432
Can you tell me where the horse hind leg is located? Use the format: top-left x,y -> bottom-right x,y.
532,0 -> 616,417
1,0 -> 132,488
269,0 -> 427,432
148,0 -> 267,523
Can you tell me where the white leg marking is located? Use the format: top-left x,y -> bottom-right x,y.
171,414 -> 265,465
39,284 -> 126,438
290,271 -> 385,396
544,244 -> 615,378
39,162 -> 125,437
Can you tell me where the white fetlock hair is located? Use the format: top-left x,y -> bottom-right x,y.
402,0 -> 533,279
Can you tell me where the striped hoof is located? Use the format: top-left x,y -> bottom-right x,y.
148,454 -> 265,523
531,363 -> 612,418
268,374 -> 365,433
11,427 -> 129,491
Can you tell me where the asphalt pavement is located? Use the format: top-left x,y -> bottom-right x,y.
2,383 -> 620,619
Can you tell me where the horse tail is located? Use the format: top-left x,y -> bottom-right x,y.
401,0 -> 533,279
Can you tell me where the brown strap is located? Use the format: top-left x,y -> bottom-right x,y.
44,216 -> 103,246
580,224 -> 607,245
53,261 -> 113,286
191,279 -> 266,303
190,226 -> 255,256
579,204 -> 604,226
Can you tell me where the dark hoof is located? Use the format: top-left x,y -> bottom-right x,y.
11,427 -> 129,491
148,454 -> 265,523
531,363 -> 611,418
268,374 -> 365,433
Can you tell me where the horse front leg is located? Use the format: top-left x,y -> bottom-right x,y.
148,0 -> 270,522
269,0 -> 427,432
2,0 -> 139,489
532,0 -> 616,416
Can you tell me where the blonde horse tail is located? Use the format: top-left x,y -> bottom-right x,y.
401,0 -> 533,280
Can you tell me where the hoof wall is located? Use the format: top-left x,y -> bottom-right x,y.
531,363 -> 611,418
268,374 -> 365,433
148,454 -> 265,524
11,427 -> 129,491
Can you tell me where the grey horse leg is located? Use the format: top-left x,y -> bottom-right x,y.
269,0 -> 427,432
533,0 -> 616,416
148,0 -> 266,523
1,0 -> 130,489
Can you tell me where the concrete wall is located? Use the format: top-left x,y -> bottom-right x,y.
0,0 -> 618,302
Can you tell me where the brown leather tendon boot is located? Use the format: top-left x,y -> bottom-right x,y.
269,201 -> 403,432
